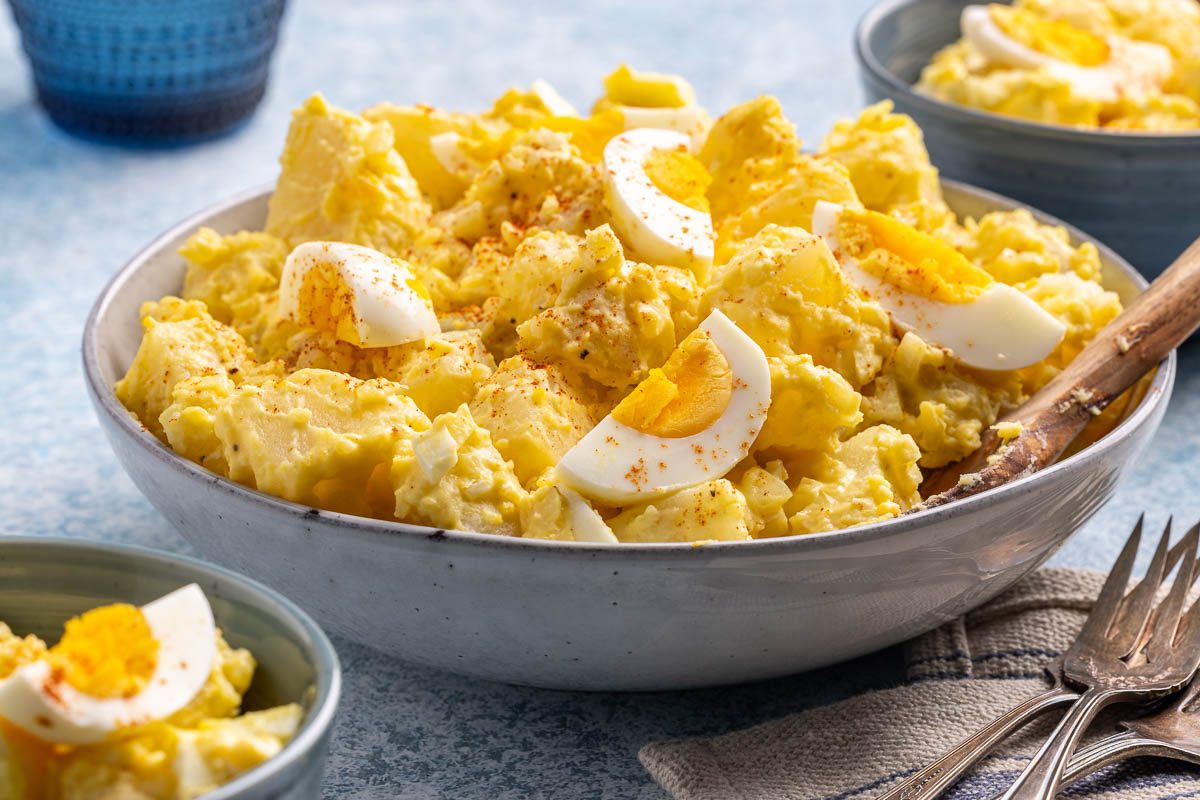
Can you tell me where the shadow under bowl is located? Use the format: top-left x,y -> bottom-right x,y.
855,0 -> 1200,279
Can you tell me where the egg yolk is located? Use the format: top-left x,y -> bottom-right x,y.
836,208 -> 992,303
989,5 -> 1110,67
644,147 -> 712,213
295,259 -> 432,346
541,109 -> 626,162
297,261 -> 363,345
48,605 -> 158,699
0,631 -> 45,680
612,328 -> 732,437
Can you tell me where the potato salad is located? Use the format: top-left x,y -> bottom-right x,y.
116,66 -> 1124,543
919,0 -> 1200,131
0,587 -> 300,799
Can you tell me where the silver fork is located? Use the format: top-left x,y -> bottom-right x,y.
999,519 -> 1200,800
876,519 -> 1194,800
1055,677 -> 1200,786
875,659 -> 1078,800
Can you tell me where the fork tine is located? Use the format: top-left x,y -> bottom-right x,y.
1186,521 -> 1200,573
1146,522 -> 1199,662
1083,515 -> 1145,639
1173,669 -> 1200,712
1184,523 -> 1200,592
1166,524 -> 1195,579
1111,517 -> 1172,653
1169,524 -> 1200,635
1163,551 -> 1200,672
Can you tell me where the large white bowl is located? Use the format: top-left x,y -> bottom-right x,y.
83,182 -> 1174,691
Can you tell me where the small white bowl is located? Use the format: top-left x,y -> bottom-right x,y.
83,182 -> 1173,691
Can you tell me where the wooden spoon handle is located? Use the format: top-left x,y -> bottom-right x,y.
920,235 -> 1200,503
1021,235 -> 1200,423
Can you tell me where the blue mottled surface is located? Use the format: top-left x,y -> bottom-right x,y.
1,1 -> 1198,797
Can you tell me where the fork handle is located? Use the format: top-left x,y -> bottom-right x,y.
998,687 -> 1120,800
985,731 -> 1173,800
1060,731 -> 1172,784
874,686 -> 1078,800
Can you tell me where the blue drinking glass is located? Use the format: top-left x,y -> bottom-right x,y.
6,0 -> 288,144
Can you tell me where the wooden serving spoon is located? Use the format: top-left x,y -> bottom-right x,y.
918,235 -> 1200,509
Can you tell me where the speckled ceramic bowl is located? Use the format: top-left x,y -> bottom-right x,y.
0,537 -> 341,799
82,182 -> 1174,691
855,0 -> 1200,278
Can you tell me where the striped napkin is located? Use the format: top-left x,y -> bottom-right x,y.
640,569 -> 1200,800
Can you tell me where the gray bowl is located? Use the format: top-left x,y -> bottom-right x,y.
855,0 -> 1200,278
82,182 -> 1173,690
0,537 -> 341,799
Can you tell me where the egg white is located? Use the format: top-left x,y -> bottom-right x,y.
602,128 -> 714,274
0,585 -> 216,745
811,201 -> 1065,371
531,79 -> 580,117
617,105 -> 710,143
277,241 -> 439,348
557,310 -> 770,506
560,486 -> 619,543
961,4 -> 1172,102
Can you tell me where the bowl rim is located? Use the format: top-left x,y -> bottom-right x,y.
0,535 -> 342,798
81,181 -> 1175,558
855,0 -> 1200,146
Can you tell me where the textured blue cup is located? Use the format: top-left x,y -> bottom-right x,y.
855,0 -> 1200,278
6,0 -> 287,144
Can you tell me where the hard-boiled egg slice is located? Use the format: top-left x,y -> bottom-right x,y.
559,485 -> 619,543
616,105 -> 711,142
0,585 -> 216,745
558,310 -> 770,505
278,241 -> 439,348
531,79 -> 580,117
603,128 -> 714,276
961,4 -> 1172,102
811,201 -> 1065,371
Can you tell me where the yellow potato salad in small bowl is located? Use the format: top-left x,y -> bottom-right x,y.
115,66 -> 1125,544
918,0 -> 1200,131
0,586 -> 301,799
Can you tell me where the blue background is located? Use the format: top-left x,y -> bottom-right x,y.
1,1 -> 1198,796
